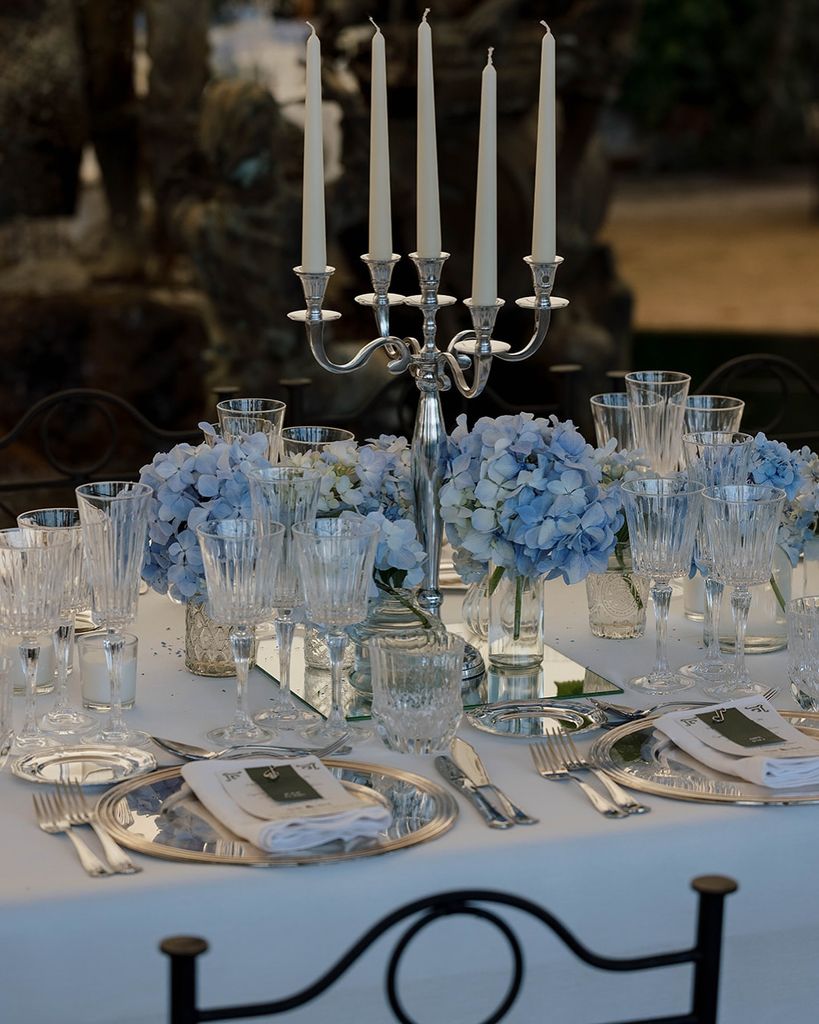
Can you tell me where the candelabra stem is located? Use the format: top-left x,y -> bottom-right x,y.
412,384 -> 448,618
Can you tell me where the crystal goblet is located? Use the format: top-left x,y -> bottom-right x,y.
626,370 -> 691,474
292,517 -> 379,742
702,484 -> 786,696
247,466 -> 322,730
622,477 -> 703,694
196,518 -> 285,745
216,398 -> 286,462
76,481 -> 153,748
680,432 -> 753,687
0,527 -> 72,752
16,508 -> 95,736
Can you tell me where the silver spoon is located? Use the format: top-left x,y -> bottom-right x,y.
150,734 -> 351,761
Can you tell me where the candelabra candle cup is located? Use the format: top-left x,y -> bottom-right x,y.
280,426 -> 355,459
681,432 -> 754,687
590,393 -> 637,451
216,398 -> 286,463
786,596 -> 819,710
684,395 -> 745,434
625,370 -> 691,475
79,632 -> 137,709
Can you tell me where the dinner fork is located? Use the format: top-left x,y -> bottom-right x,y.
32,792 -> 113,877
530,740 -> 627,818
549,729 -> 649,815
593,687 -> 779,723
57,781 -> 141,874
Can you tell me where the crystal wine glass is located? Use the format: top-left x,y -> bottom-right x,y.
684,395 -> 745,434
680,432 -> 753,687
0,527 -> 72,751
16,508 -> 95,736
625,370 -> 691,474
292,517 -> 379,742
702,484 -> 786,696
216,398 -> 286,462
76,481 -> 153,748
281,426 -> 355,460
196,518 -> 285,744
622,477 -> 703,694
247,466 -> 322,730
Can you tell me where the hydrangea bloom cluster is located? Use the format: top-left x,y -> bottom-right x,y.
289,435 -> 425,591
441,413 -> 621,586
750,433 -> 819,566
139,433 -> 271,601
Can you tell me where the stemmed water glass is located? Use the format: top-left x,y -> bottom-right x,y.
681,432 -> 753,687
0,527 -> 72,751
622,477 -> 703,694
280,426 -> 355,460
292,517 -> 379,742
76,481 -> 153,748
684,395 -> 745,433
16,508 -> 95,736
216,398 -> 286,463
625,370 -> 691,473
702,484 -> 786,696
195,518 -> 285,744
247,466 -> 322,730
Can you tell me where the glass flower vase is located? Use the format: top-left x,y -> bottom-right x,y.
348,588 -> 436,695
585,543 -> 649,639
488,568 -> 543,670
463,576 -> 489,640
184,598 -> 249,677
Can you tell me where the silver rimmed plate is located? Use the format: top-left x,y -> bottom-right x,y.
95,759 -> 458,866
591,711 -> 819,806
467,700 -> 607,738
11,745 -> 157,786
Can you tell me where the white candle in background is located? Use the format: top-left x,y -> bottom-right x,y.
532,22 -> 556,263
471,49 -> 497,304
302,22 -> 327,272
78,633 -> 138,709
416,9 -> 441,257
369,19 -> 393,260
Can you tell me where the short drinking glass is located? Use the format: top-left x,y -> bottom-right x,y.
625,370 -> 691,474
370,633 -> 465,754
216,397 -> 286,462
589,393 -> 636,451
684,395 -> 744,434
281,426 -> 355,460
786,597 -> 819,710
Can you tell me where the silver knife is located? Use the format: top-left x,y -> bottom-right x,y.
450,737 -> 539,825
434,756 -> 514,829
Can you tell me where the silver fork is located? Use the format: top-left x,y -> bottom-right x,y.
57,781 -> 141,874
551,730 -> 649,815
594,687 -> 779,722
32,792 -> 113,877
530,739 -> 627,818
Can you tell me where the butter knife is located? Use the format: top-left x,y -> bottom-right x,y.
434,756 -> 514,829
451,737 -> 539,825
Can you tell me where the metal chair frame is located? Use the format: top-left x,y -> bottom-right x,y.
160,876 -> 737,1024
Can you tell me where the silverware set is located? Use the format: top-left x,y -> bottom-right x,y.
33,782 -> 140,877
149,733 -> 351,761
591,688 -> 778,726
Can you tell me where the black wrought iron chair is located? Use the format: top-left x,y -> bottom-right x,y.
160,876 -> 737,1024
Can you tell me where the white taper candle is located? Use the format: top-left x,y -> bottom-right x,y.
368,19 -> 393,260
532,22 -> 556,263
302,22 -> 327,273
471,48 -> 497,305
416,9 -> 441,257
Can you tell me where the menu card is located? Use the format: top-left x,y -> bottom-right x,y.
181,756 -> 392,852
655,697 -> 819,789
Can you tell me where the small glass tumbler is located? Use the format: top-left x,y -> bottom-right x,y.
216,398 -> 286,462
79,632 -> 138,710
590,393 -> 636,451
684,395 -> 745,434
281,426 -> 355,460
786,597 -> 819,710
626,370 -> 691,474
370,633 -> 465,754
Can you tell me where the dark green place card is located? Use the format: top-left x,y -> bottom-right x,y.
695,708 -> 782,748
245,765 -> 321,803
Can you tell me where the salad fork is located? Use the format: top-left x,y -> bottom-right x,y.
32,792 -> 113,877
57,781 -> 141,874
530,740 -> 627,818
550,730 -> 649,815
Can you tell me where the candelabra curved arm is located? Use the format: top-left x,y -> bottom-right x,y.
495,255 -> 569,363
440,349 -> 494,399
307,322 -> 414,376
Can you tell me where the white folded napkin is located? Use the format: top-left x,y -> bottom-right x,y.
181,756 -> 392,853
655,697 -> 819,789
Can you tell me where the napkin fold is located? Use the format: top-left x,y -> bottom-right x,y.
655,697 -> 819,789
181,756 -> 392,853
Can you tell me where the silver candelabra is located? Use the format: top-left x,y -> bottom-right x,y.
289,250 -> 568,623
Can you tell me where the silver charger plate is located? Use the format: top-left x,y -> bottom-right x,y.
95,759 -> 459,866
590,711 -> 819,806
467,700 -> 607,738
12,745 -> 157,786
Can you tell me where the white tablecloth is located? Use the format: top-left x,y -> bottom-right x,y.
1,581 -> 816,1024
